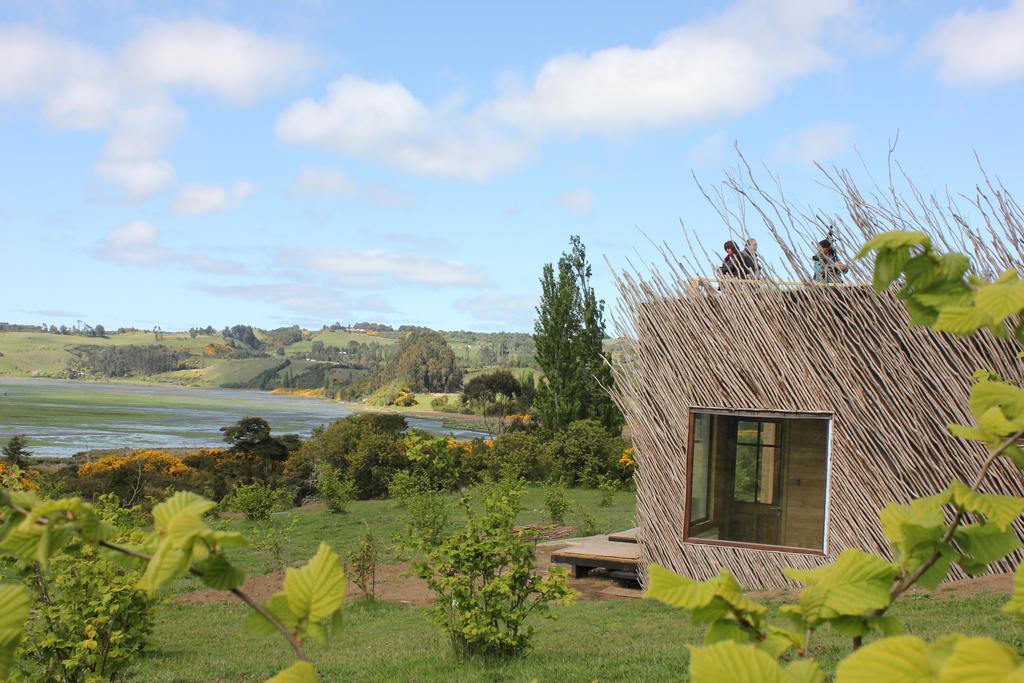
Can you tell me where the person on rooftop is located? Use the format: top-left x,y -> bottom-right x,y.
742,239 -> 764,278
719,240 -> 753,279
812,238 -> 848,283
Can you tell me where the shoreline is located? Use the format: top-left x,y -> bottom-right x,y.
0,373 -> 493,438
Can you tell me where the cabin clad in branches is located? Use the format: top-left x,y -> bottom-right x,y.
611,167 -> 1024,589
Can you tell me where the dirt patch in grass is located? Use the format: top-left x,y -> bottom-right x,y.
176,540 -> 642,608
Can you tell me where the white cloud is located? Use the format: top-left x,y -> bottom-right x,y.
773,123 -> 856,165
275,0 -> 861,180
276,76 -> 526,181
0,21 -> 311,198
559,188 -> 595,216
173,180 -> 257,216
290,168 -> 355,197
201,283 -> 352,316
121,20 -> 311,104
918,0 -> 1024,86
279,248 -> 491,288
454,293 -> 537,326
187,253 -> 248,275
93,220 -> 246,273
94,220 -> 173,265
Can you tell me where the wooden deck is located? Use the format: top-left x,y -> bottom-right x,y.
608,527 -> 639,544
550,535 -> 640,579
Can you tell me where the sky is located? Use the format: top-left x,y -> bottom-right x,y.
2,0 -> 1024,333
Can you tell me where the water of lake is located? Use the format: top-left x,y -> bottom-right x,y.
0,377 -> 487,458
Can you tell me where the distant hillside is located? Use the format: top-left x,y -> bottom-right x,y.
0,323 -> 540,397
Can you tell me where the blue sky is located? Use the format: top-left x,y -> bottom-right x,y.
2,0 -> 1024,333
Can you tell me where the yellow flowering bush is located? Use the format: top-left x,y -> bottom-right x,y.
77,450 -> 194,478
618,447 -> 635,470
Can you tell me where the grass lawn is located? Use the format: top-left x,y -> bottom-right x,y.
127,589 -> 1022,682
181,485 -> 638,582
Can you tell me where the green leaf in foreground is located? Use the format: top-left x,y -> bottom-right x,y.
688,641 -> 784,683
0,584 -> 30,678
199,553 -> 247,590
284,542 -> 346,624
267,660 -> 319,683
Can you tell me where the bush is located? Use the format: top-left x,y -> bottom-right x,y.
348,529 -> 379,600
541,419 -> 629,487
543,478 -> 570,525
346,432 -> 409,499
16,546 -> 156,682
394,473 -> 452,550
487,432 -> 543,480
576,507 -> 599,536
314,463 -> 355,513
430,395 -> 450,411
413,478 -> 575,659
405,432 -> 467,491
226,481 -> 282,520
597,475 -> 619,507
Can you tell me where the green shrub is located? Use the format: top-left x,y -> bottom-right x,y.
396,477 -> 452,550
249,514 -> 299,571
348,528 -> 379,600
576,507 -> 599,536
346,432 -> 409,498
487,432 -> 543,480
16,546 -> 156,682
314,462 -> 356,513
413,477 -> 575,659
542,478 -> 570,525
429,395 -> 450,410
541,419 -> 628,487
226,481 -> 282,520
404,432 -> 465,491
596,475 -> 619,507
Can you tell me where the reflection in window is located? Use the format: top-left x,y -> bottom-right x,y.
686,411 -> 831,551
690,413 -> 711,522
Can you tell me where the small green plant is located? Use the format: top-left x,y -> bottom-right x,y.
400,487 -> 451,551
413,477 -> 576,659
314,462 -> 356,513
227,481 -> 282,520
576,508 -> 599,537
596,475 -> 619,508
0,489 -> 347,680
16,546 -> 156,682
543,478 -> 570,525
348,527 -> 379,600
250,514 -> 299,572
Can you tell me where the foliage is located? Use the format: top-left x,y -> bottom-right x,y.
382,328 -> 463,393
347,528 -> 379,600
412,477 -> 576,659
541,419 -> 630,487
313,463 -> 356,513
69,343 -> 186,377
288,413 -> 408,500
484,432 -> 543,481
2,435 -> 30,467
404,432 -> 466,491
644,232 -> 1024,681
0,488 -> 346,680
597,475 -> 619,507
533,235 -> 623,433
16,546 -> 156,682
393,472 -> 452,551
462,370 -> 530,431
71,449 -> 198,505
249,515 -> 300,572
576,507 -> 599,537
542,478 -> 570,525
227,481 -> 284,521
221,416 -> 289,466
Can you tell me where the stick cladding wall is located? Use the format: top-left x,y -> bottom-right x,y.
610,166 -> 1024,590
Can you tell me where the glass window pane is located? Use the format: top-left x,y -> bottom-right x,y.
736,421 -> 759,444
733,444 -> 757,502
690,414 -> 710,521
758,447 -> 777,504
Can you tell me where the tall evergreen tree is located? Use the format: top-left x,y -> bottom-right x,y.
533,236 -> 623,433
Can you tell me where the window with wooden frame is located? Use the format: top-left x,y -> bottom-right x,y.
684,408 -> 832,554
